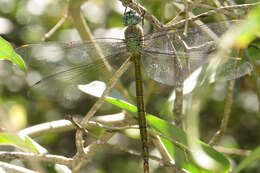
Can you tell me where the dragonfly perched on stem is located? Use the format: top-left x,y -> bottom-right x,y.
15,11 -> 252,173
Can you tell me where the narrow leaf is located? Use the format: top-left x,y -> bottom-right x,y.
0,133 -> 36,152
0,36 -> 26,73
234,146 -> 260,173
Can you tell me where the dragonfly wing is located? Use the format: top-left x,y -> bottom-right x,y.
141,50 -> 215,86
142,50 -> 252,86
14,39 -> 128,104
215,59 -> 253,80
141,32 -> 216,86
141,50 -> 175,86
141,20 -> 252,85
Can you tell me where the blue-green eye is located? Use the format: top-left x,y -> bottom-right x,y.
122,10 -> 142,26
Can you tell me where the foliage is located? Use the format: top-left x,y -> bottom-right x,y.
0,36 -> 26,73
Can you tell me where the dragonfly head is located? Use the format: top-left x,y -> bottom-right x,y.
122,10 -> 142,26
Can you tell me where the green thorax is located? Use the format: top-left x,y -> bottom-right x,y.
123,11 -> 143,57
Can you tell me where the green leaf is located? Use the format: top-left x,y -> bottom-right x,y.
234,146 -> 260,173
108,98 -> 230,172
0,36 -> 26,73
80,82 -> 231,173
247,40 -> 260,61
147,115 -> 230,173
235,5 -> 260,49
0,132 -> 37,152
24,136 -> 40,153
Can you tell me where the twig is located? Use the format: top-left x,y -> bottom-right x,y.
17,115 -> 188,170
0,161 -> 37,173
170,39 -> 184,128
72,132 -> 114,172
209,58 -> 238,146
213,146 -> 251,156
18,113 -> 131,138
42,10 -> 68,41
183,0 -> 189,36
66,116 -> 177,168
73,56 -> 132,171
20,115 -> 189,154
166,2 -> 260,29
83,121 -> 190,152
79,56 -> 131,128
19,120 -> 74,138
0,152 -> 72,168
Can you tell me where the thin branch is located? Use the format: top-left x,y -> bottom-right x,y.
0,152 -> 72,168
19,120 -> 74,138
0,161 -> 37,173
73,57 -> 132,171
42,9 -> 68,41
74,57 -> 132,154
213,146 -> 251,156
183,0 -> 189,36
151,136 -> 179,172
72,132 -> 115,172
18,113 -> 131,138
66,116 -> 175,167
209,59 -> 238,146
166,2 -> 260,29
84,120 -> 191,153
80,56 -> 132,127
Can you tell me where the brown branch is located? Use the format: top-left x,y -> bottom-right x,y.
42,9 -> 68,41
0,161 -> 38,173
0,152 -> 72,168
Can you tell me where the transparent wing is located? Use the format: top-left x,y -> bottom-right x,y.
141,51 -> 214,86
141,21 -> 252,85
15,39 -> 129,103
215,59 -> 253,80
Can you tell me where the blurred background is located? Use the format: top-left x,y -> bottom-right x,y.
0,0 -> 260,172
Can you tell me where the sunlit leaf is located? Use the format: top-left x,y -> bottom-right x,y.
0,132 -> 37,152
24,136 -> 40,153
234,5 -> 260,49
0,36 -> 26,73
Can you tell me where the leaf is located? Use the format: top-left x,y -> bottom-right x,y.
147,115 -> 230,173
0,132 -> 37,152
79,81 -> 231,173
0,36 -> 26,73
233,146 -> 260,173
234,5 -> 260,49
24,136 -> 41,153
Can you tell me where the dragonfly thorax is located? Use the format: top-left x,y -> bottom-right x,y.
124,25 -> 143,56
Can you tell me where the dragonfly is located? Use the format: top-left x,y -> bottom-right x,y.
15,11 -> 253,173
